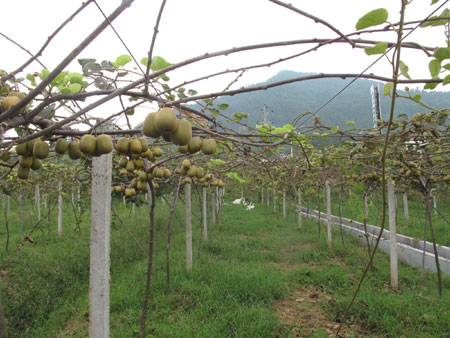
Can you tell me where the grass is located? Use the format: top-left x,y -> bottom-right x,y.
0,188 -> 449,337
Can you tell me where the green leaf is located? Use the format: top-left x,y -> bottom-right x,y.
226,172 -> 245,183
443,74 -> 450,85
434,47 -> 450,60
82,62 -> 101,75
26,74 -> 36,86
150,56 -> 172,71
94,77 -> 109,90
38,103 -> 56,119
68,83 -> 82,93
346,120 -> 355,125
443,63 -> 450,70
356,8 -> 388,30
78,58 -> 96,66
399,61 -> 411,80
218,103 -> 229,111
68,72 -> 84,84
39,69 -> 50,80
331,125 -> 339,134
364,42 -> 388,55
116,54 -> 132,67
429,59 -> 441,77
413,94 -> 422,102
421,8 -> 449,27
210,159 -> 225,166
424,82 -> 439,90
431,0 -> 440,4
101,60 -> 116,72
188,89 -> 197,96
208,108 -> 220,117
140,57 -> 148,66
382,82 -> 393,96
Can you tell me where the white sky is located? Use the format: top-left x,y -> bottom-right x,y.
1,0 -> 448,127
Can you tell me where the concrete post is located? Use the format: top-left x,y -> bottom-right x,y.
433,194 -> 437,216
211,188 -> 216,226
19,190 -> 23,243
273,189 -> 276,214
77,186 -> 81,214
388,178 -> 398,289
403,192 -> 409,221
297,188 -> 302,229
35,184 -> 40,222
326,180 -> 332,249
89,142 -> 112,338
202,187 -> 208,242
57,182 -> 63,237
266,189 -> 270,207
185,183 -> 192,275
282,190 -> 286,219
261,188 -> 264,203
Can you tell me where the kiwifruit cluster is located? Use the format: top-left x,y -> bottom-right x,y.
173,158 -> 223,187
143,107 -> 217,155
53,134 -> 113,160
115,136 -> 163,173
0,91 -> 26,114
15,138 -> 49,179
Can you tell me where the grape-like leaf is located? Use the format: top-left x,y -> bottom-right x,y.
356,8 -> 388,30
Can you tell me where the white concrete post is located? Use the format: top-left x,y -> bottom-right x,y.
202,187 -> 208,242
132,203 -> 136,216
266,189 -> 270,207
211,188 -> 216,226
433,194 -> 437,216
89,142 -> 112,338
326,180 -> 332,249
77,186 -> 81,214
297,188 -> 302,229
57,182 -> 63,236
216,186 -> 220,215
261,188 -> 264,203
35,184 -> 41,222
403,192 -> 409,221
185,183 -> 193,275
282,190 -> 286,219
388,178 -> 398,289
273,189 -> 276,213
19,190 -> 23,243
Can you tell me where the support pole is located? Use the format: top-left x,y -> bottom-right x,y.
35,184 -> 40,222
326,180 -> 332,249
403,192 -> 409,221
211,188 -> 216,226
282,190 -> 286,219
185,183 -> 192,275
89,143 -> 112,338
57,182 -> 63,236
202,187 -> 208,242
388,178 -> 398,290
297,187 -> 302,229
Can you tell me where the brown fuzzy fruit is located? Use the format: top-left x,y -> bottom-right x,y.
170,119 -> 192,145
188,137 -> 202,153
68,141 -> 82,160
33,140 -> 49,159
142,112 -> 161,138
129,139 -> 143,154
116,137 -> 130,154
201,138 -> 216,155
55,138 -> 69,154
96,134 -> 113,155
79,135 -> 97,155
154,107 -> 178,134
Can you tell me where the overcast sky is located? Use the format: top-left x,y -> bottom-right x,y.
1,0 -> 448,127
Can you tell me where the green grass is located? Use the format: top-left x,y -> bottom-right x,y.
0,190 -> 449,337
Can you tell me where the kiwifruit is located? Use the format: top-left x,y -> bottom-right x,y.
196,167 -> 204,179
139,171 -> 147,181
155,167 -> 164,178
205,173 -> 213,181
116,137 -> 130,154
19,156 -> 33,168
137,180 -> 148,192
142,112 -> 161,139
129,139 -> 143,154
182,177 -> 192,185
180,166 -> 187,176
154,107 -> 177,134
68,140 -> 82,159
142,149 -> 153,160
96,134 -> 113,154
2,96 -> 22,112
138,137 -> 149,152
218,180 -> 224,187
147,172 -> 154,181
92,147 -> 102,157
31,157 -> 42,170
26,138 -> 40,153
33,140 -> 49,159
170,119 -> 192,145
187,165 -> 197,178
55,138 -> 69,154
163,168 -> 171,179
125,188 -> 136,197
153,182 -> 159,189
174,168 -> 181,174
17,166 -> 30,179
15,143 -> 29,156
201,138 -> 216,155
134,158 -> 144,169
182,159 -> 191,169
152,147 -> 163,157
126,160 -> 136,172
119,157 -> 128,168
178,145 -> 189,154
9,91 -> 25,100
188,136 -> 202,153
79,135 -> 97,155
131,178 -> 138,188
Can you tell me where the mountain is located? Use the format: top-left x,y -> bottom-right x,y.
209,70 -> 450,129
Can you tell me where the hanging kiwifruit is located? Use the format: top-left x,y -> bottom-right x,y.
152,147 -> 163,157
79,134 -> 97,155
201,138 -> 216,155
131,178 -> 138,189
188,136 -> 202,153
119,157 -> 128,168
125,188 -> 136,197
138,137 -> 149,152
139,171 -> 148,182
142,112 -> 161,138
187,165 -> 197,178
161,132 -> 172,143
96,134 -> 113,155
17,166 -> 30,179
15,142 -> 29,156
129,139 -> 143,154
126,160 -> 136,172
182,159 -> 191,169
116,137 -> 130,154
137,180 -> 148,192
26,138 -> 40,154
134,158 -> 144,169
170,119 -> 192,145
19,156 -> 33,168
163,168 -> 171,179
33,140 -> 49,159
196,167 -> 204,179
155,167 -> 165,178
68,140 -> 82,159
178,144 -> 189,154
31,157 -> 42,170
55,138 -> 69,154
154,107 -> 177,134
